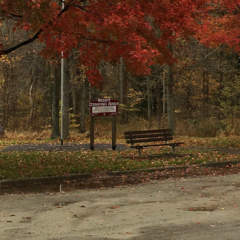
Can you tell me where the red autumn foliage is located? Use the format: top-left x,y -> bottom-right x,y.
0,0 -> 210,85
196,0 -> 240,52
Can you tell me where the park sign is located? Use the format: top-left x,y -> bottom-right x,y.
89,98 -> 119,117
89,98 -> 118,150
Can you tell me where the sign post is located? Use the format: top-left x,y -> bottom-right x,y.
90,116 -> 95,150
112,116 -> 117,150
89,99 -> 119,150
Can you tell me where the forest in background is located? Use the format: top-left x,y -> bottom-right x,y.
1,32 -> 240,138
1,1 -> 240,138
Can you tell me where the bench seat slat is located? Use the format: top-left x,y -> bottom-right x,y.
130,142 -> 184,148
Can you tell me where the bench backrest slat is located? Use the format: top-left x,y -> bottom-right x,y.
124,129 -> 172,135
125,133 -> 171,140
126,136 -> 173,144
124,129 -> 174,145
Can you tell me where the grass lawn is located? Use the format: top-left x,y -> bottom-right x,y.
1,134 -> 240,180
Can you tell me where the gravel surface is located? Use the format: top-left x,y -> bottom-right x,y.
1,143 -> 240,239
1,174 -> 240,240
1,143 -> 129,152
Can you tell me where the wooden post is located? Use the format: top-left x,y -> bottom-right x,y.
90,116 -> 95,150
112,116 -> 117,150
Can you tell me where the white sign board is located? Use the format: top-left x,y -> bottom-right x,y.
89,99 -> 119,116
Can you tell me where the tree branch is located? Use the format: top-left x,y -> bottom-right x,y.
0,0 -> 75,55
0,30 -> 42,55
72,4 -> 89,12
4,12 -> 22,20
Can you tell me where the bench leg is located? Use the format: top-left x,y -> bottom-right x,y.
137,147 -> 143,156
172,145 -> 176,152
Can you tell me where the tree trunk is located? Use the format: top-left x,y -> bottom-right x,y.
119,57 -> 128,124
162,70 -> 167,115
147,76 -> 152,128
202,71 -> 209,118
157,75 -> 162,128
28,77 -> 36,128
167,64 -> 175,133
51,64 -> 60,139
72,85 -> 78,115
61,58 -> 70,139
0,81 -> 5,137
119,57 -> 124,121
79,77 -> 87,133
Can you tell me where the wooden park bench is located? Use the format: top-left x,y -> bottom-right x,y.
124,129 -> 184,155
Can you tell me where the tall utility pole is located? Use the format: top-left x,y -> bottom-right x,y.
60,0 -> 64,145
